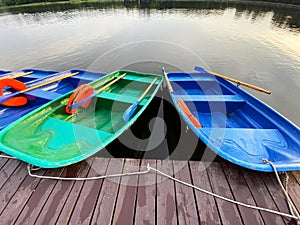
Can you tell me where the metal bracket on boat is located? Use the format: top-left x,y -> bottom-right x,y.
236,81 -> 241,87
186,125 -> 189,133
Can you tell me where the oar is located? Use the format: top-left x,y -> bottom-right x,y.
0,71 -> 33,79
162,67 -> 174,93
0,71 -> 79,105
123,77 -> 158,122
67,73 -> 127,111
194,66 -> 271,95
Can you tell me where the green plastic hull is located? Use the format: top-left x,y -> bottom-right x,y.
0,70 -> 163,168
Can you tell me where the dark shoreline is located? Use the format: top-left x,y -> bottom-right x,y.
1,0 -> 300,9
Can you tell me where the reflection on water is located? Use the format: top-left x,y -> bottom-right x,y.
1,1 -> 300,29
0,1 -> 299,126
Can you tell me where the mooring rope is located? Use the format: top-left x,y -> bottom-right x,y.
0,153 -> 16,159
27,164 -> 151,181
27,162 -> 299,222
263,158 -> 300,224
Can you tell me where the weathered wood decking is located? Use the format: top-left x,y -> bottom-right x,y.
0,157 -> 299,225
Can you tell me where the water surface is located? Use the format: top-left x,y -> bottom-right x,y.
0,1 -> 299,126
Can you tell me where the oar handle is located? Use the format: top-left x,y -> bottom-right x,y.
138,78 -> 158,102
162,67 -> 174,93
208,71 -> 271,95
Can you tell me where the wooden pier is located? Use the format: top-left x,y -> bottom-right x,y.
0,157 -> 299,225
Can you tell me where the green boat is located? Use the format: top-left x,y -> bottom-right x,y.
0,70 -> 163,168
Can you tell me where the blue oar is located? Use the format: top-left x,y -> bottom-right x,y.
0,72 -> 79,105
122,77 -> 158,122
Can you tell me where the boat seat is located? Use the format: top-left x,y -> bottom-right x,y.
97,91 -> 147,105
199,128 -> 288,161
174,95 -> 244,103
169,76 -> 216,82
122,75 -> 157,84
26,89 -> 62,101
41,117 -> 112,150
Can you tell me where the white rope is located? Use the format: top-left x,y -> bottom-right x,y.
27,162 -> 299,221
149,164 -> 298,221
0,153 -> 16,159
27,164 -> 151,181
263,158 -> 300,223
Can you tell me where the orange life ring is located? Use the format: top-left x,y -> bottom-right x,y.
65,84 -> 94,114
0,78 -> 27,106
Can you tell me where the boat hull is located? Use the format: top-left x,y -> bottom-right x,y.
0,70 -> 163,168
0,69 -> 105,130
167,68 -> 300,172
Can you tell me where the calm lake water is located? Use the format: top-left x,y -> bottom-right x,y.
0,1 -> 299,127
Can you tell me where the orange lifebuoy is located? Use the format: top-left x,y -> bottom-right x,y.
177,99 -> 202,128
65,84 -> 94,114
0,78 -> 27,106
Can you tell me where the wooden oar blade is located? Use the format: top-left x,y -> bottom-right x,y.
122,101 -> 138,122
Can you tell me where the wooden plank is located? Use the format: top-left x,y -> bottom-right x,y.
0,157 -> 8,169
173,160 -> 199,225
0,162 -> 28,214
285,172 -> 300,213
67,157 -> 110,225
134,159 -> 156,225
13,167 -> 64,224
262,173 -> 290,225
292,171 -> 300,185
0,168 -> 46,224
189,161 -> 221,225
221,162 -> 265,225
0,159 -> 21,189
90,158 -> 125,225
34,161 -> 91,225
55,158 -> 95,225
242,169 -> 286,225
156,159 -> 178,225
206,162 -> 243,225
111,159 -> 140,225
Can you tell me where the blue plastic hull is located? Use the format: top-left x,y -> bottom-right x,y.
167,68 -> 300,172
0,69 -> 106,130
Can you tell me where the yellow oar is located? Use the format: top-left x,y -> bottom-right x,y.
0,71 -> 33,79
194,66 -> 271,94
0,72 -> 79,105
162,67 -> 174,93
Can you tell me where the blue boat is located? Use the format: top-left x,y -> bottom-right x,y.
0,69 -> 105,130
164,67 -> 300,172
